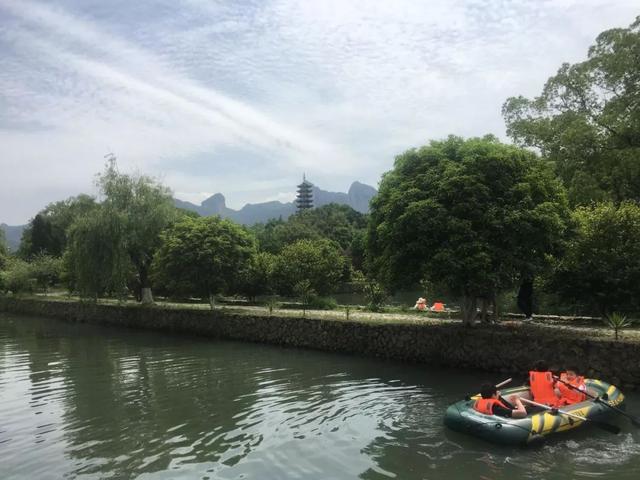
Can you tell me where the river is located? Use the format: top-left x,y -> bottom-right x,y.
1,313 -> 639,479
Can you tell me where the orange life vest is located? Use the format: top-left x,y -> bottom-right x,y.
432,302 -> 445,312
529,371 -> 559,406
474,397 -> 508,415
558,373 -> 587,405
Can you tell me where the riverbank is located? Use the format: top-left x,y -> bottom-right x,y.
2,296 -> 640,390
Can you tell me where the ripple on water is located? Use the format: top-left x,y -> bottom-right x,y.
1,314 -> 640,480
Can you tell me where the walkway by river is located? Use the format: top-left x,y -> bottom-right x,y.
1,312 -> 639,479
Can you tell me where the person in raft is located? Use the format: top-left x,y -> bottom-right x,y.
474,383 -> 528,418
557,366 -> 587,405
528,360 -> 561,406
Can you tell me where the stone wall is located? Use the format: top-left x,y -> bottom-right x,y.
2,297 -> 639,390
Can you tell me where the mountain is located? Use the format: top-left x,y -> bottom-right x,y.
174,181 -> 377,224
0,223 -> 25,252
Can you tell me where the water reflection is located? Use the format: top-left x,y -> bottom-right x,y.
1,313 -> 639,480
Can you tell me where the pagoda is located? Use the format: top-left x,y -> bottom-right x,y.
296,174 -> 314,211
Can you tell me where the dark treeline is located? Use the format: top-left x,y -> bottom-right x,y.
2,17 -> 640,324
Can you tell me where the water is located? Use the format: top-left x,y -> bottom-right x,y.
1,313 -> 639,480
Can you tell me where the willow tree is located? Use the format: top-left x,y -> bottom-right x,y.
367,135 -> 569,325
96,158 -> 177,304
64,209 -> 130,300
65,158 -> 176,303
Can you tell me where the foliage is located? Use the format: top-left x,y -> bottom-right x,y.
236,252 -> 276,301
351,270 -> 388,312
549,201 -> 640,315
96,158 -> 177,303
0,258 -> 35,294
293,279 -> 315,316
152,216 -> 256,307
265,298 -> 280,316
503,17 -> 640,206
65,208 -> 131,300
18,195 -> 97,258
0,229 -> 8,270
252,204 -> 367,254
604,312 -> 634,341
271,239 -> 345,296
307,295 -> 338,310
367,135 -> 569,324
29,253 -> 63,294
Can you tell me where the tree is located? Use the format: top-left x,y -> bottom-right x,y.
252,203 -> 367,258
549,201 -> 640,316
271,239 -> 345,296
96,158 -> 177,304
0,258 -> 34,294
152,216 -> 256,308
503,17 -> 640,206
30,253 -> 63,294
64,208 -> 131,300
19,195 -> 97,258
236,252 -> 277,301
0,229 -> 8,270
367,135 -> 569,325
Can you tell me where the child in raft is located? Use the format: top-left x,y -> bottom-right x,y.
474,383 -> 528,418
528,360 -> 562,406
557,366 -> 588,405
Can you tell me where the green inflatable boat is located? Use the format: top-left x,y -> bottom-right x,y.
444,379 -> 625,445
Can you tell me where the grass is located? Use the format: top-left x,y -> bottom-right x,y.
5,291 -> 640,340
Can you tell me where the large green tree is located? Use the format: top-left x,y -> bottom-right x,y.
367,135 -> 569,324
503,17 -> 640,206
152,216 -> 256,307
19,195 -> 97,258
96,159 -> 177,303
550,201 -> 640,316
271,239 -> 345,296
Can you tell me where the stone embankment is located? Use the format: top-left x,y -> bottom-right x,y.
2,297 -> 639,390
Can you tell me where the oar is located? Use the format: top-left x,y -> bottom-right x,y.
554,375 -> 640,428
465,378 -> 513,403
521,397 -> 620,434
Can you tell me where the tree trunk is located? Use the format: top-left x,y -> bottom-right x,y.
208,293 -> 215,310
491,294 -> 499,323
141,287 -> 154,304
479,298 -> 489,323
461,295 -> 477,326
139,263 -> 154,305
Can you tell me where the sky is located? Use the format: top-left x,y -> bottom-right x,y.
0,0 -> 638,225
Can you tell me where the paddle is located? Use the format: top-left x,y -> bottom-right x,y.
465,378 -> 513,405
521,397 -> 621,434
554,375 -> 640,428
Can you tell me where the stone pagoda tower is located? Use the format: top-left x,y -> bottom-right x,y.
296,174 -> 314,212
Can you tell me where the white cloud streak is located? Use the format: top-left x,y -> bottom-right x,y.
0,0 -> 638,223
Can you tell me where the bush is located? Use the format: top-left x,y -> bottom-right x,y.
0,259 -> 35,294
308,295 -> 338,310
30,253 -> 63,293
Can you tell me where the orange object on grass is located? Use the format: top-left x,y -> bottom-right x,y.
432,302 -> 445,312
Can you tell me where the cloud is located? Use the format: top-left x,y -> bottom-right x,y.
0,0 -> 638,223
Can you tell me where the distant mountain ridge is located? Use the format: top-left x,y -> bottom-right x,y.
0,223 -> 25,252
1,182 -> 377,251
174,181 -> 377,225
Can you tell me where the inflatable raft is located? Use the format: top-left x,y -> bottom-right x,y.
444,379 -> 625,445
